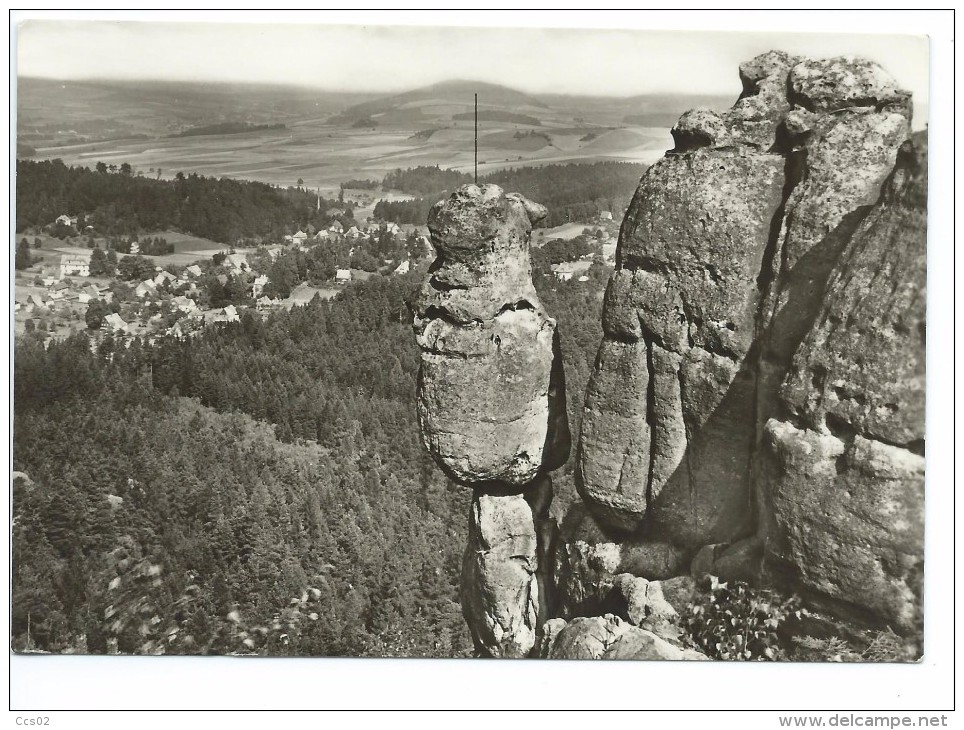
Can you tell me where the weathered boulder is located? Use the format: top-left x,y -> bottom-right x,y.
414,183 -> 570,487
789,56 -> 909,114
657,575 -> 699,616
763,423 -> 924,632
536,617 -> 568,659
553,504 -> 685,619
671,109 -> 730,151
610,573 -> 678,627
576,52 -> 913,560
729,50 -> 802,148
545,614 -> 707,660
461,492 -> 540,657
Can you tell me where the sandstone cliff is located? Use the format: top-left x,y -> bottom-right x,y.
413,52 -> 925,657
573,51 -> 923,636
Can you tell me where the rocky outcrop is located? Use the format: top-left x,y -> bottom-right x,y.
413,52 -> 925,657
461,492 -> 539,658
761,132 -> 926,633
413,184 -> 569,657
571,51 -> 922,637
576,52 -> 915,556
553,503 -> 684,619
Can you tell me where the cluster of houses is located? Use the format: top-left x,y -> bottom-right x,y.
20,212 -> 431,343
283,220 -> 406,247
16,279 -> 113,317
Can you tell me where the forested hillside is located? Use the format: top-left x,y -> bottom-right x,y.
12,267 -> 607,656
15,159 -> 350,242
374,162 -> 646,227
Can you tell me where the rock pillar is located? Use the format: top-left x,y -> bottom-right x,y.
413,184 -> 569,656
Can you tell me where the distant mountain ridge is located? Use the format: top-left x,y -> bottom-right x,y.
330,79 -> 549,125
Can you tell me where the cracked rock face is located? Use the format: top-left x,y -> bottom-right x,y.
761,132 -> 926,633
576,52 -> 913,556
413,184 -> 570,487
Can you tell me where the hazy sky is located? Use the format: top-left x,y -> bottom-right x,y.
16,16 -> 929,102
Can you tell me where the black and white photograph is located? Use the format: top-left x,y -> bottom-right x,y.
7,8 -> 953,716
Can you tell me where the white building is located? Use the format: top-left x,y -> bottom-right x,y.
103,313 -> 129,333
335,269 -> 352,284
171,296 -> 198,313
60,253 -> 91,278
252,275 -> 269,299
135,280 -> 158,299
224,253 -> 248,272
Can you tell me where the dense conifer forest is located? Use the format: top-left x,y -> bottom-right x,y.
15,159 -> 350,242
12,268 -> 607,656
374,162 -> 646,226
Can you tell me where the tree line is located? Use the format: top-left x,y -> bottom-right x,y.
15,159 -> 350,244
376,162 -> 646,227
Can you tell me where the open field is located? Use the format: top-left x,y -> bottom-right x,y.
532,222 -> 597,242
19,78 -> 701,191
21,231 -> 231,270
31,120 -> 672,190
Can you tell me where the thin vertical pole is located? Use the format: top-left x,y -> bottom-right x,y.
474,93 -> 478,184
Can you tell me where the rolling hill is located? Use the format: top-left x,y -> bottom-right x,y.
330,79 -> 549,126
16,76 -> 737,189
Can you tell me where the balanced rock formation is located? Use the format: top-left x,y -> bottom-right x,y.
413,52 -> 925,656
413,184 -> 569,488
413,184 -> 570,657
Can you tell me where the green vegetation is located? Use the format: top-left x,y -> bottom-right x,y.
374,162 -> 645,228
539,236 -> 601,265
12,261 -> 610,656
16,159 -> 353,244
681,577 -> 800,661
382,165 -> 471,196
15,238 -> 33,270
340,179 -> 380,190
792,628 -> 917,663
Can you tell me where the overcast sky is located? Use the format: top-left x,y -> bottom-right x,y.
16,16 -> 929,103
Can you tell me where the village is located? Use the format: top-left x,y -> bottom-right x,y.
14,212 -> 424,345
14,201 -> 619,351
